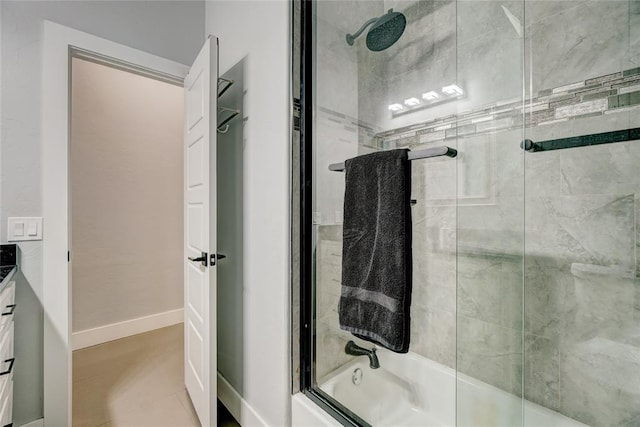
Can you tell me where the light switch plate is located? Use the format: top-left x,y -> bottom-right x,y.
13,222 -> 24,237
8,217 -> 43,241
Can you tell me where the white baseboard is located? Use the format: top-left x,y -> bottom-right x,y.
72,308 -> 183,350
217,372 -> 268,427
18,418 -> 44,427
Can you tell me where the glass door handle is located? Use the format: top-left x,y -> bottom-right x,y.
188,252 -> 208,267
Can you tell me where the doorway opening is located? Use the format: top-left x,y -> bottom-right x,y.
69,55 -> 198,426
43,24 -> 229,426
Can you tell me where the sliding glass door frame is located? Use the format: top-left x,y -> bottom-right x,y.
296,1 -> 369,425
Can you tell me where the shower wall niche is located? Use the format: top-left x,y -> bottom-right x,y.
307,1 -> 640,426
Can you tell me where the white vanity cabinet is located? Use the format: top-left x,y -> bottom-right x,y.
0,280 -> 15,427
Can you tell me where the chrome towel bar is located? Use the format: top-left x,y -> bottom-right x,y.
328,145 -> 457,172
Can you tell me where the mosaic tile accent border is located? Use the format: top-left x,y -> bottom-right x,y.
378,67 -> 640,147
316,106 -> 383,150
293,97 -> 301,131
316,67 -> 640,151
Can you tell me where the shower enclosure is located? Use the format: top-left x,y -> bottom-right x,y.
295,0 -> 640,426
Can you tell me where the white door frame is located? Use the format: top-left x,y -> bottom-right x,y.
42,21 -> 189,426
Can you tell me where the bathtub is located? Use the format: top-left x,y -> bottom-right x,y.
319,350 -> 587,427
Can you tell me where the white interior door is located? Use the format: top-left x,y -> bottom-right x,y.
184,36 -> 218,427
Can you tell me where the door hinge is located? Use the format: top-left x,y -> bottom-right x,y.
67,251 -> 70,262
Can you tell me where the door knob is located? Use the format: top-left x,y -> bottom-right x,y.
188,251 -> 208,267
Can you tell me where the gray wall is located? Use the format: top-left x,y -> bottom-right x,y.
315,1 -> 640,426
216,60 -> 245,396
206,2 -> 292,426
0,2 -> 204,424
71,58 -> 184,333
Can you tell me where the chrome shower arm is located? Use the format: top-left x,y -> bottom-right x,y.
346,17 -> 378,45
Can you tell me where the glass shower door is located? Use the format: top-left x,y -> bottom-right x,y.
302,0 -> 640,426
522,1 -> 640,426
454,1 -> 525,426
310,1 -> 462,425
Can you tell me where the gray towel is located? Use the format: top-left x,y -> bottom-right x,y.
338,149 -> 412,353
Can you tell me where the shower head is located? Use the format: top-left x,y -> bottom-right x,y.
346,9 -> 406,52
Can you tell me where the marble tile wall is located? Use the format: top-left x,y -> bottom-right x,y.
525,0 -> 633,93
313,0 -> 382,225
313,1 -> 640,426
522,106 -> 640,426
632,1 -> 640,66
313,0 -> 385,380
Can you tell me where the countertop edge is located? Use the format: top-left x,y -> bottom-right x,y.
0,266 -> 17,294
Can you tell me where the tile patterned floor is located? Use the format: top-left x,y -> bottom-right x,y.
73,324 -> 239,427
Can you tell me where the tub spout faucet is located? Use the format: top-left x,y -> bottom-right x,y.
345,340 -> 380,369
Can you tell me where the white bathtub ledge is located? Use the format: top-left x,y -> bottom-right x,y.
291,393 -> 342,427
